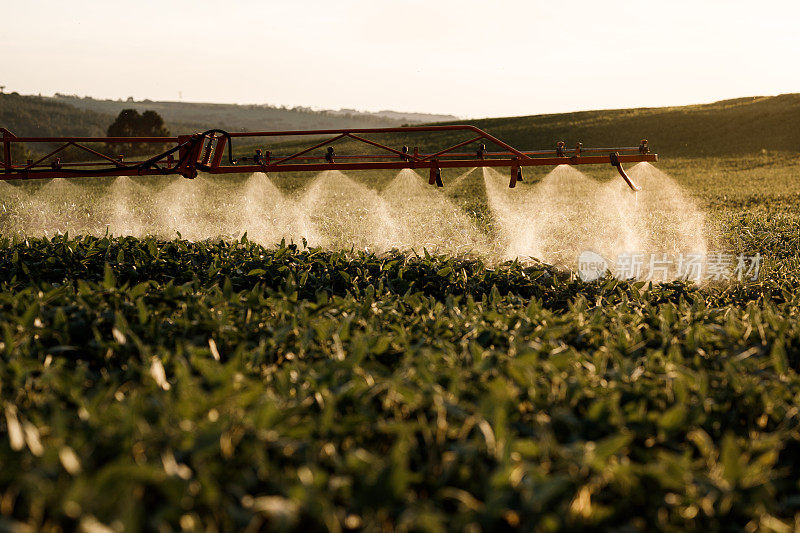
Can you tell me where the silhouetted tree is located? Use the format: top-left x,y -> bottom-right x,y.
107,109 -> 170,155
107,109 -> 141,138
139,111 -> 170,137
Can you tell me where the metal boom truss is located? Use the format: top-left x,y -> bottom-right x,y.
1,125 -> 657,190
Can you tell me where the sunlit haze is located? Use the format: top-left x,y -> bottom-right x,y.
4,0 -> 799,118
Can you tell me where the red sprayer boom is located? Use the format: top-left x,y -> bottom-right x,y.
1,125 -> 656,190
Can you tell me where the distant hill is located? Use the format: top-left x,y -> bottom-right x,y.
243,94 -> 800,159
328,108 -> 457,123
453,94 -> 800,157
3,92 -> 798,159
0,93 -> 111,137
242,94 -> 800,162
49,94 -> 455,133
0,92 -> 456,140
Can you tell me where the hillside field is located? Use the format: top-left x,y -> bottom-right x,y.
0,92 -> 453,142
2,92 -> 799,162
232,94 -> 800,160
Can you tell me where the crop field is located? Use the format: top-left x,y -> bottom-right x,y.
1,153 -> 800,532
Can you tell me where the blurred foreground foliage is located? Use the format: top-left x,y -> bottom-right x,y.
1,236 -> 800,531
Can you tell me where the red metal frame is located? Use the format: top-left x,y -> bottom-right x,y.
0,125 -> 656,189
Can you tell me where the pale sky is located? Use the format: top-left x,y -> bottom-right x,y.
3,0 -> 799,118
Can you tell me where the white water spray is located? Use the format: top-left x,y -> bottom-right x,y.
0,165 -> 712,280
298,170 -> 400,251
483,163 -> 710,277
381,169 -> 491,256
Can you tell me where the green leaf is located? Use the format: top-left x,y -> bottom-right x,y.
372,335 -> 391,355
593,433 -> 633,463
103,263 -> 116,289
129,282 -> 150,298
721,433 -> 743,486
658,404 -> 686,430
771,340 -> 788,374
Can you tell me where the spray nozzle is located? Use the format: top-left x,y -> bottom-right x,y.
509,159 -> 523,188
429,164 -> 443,187
610,152 -> 641,191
